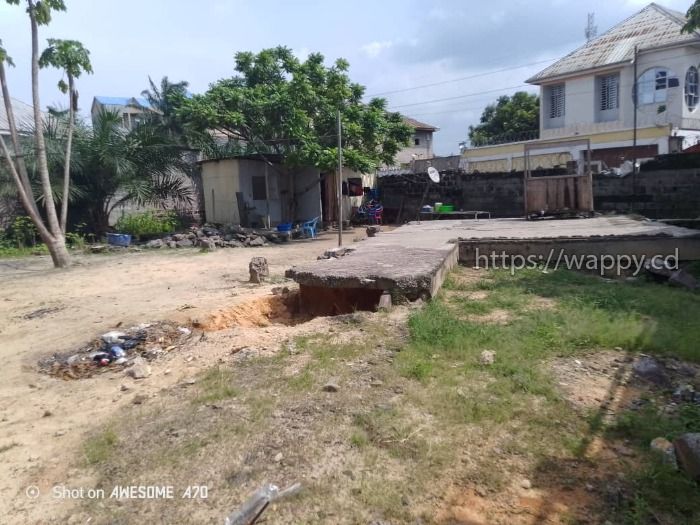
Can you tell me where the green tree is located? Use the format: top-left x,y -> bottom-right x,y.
0,0 -> 73,267
68,110 -> 192,234
39,38 -> 92,232
179,46 -> 411,176
682,1 -> 700,33
468,91 -> 539,147
141,76 -> 189,140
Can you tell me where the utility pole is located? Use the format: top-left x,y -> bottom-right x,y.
632,45 -> 638,195
336,109 -> 343,247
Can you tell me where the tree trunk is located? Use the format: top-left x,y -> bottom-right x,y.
60,74 -> 75,232
45,232 -> 71,268
0,61 -> 39,217
27,0 -> 70,267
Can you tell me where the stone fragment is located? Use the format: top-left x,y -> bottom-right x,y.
322,378 -> 339,392
650,437 -> 677,467
145,239 -> 163,249
249,257 -> 269,283
126,357 -> 151,379
479,350 -> 496,366
674,433 -> 700,480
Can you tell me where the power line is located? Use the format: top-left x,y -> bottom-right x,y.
388,84 -> 530,109
368,57 -> 558,97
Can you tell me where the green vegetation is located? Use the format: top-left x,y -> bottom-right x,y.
75,267 -> 700,523
114,210 -> 179,239
193,366 -> 239,404
83,427 -> 118,465
468,91 -> 539,146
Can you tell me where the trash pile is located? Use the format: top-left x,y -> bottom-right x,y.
143,225 -> 290,250
38,322 -> 193,380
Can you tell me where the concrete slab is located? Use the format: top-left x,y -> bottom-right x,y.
286,216 -> 700,311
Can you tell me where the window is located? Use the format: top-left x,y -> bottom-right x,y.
686,66 -> 699,111
548,84 -> 565,118
251,176 -> 267,200
414,137 -> 421,146
636,67 -> 677,105
599,74 -> 619,111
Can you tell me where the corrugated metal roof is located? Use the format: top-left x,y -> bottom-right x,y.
94,96 -> 151,108
402,116 -> 439,131
0,96 -> 35,134
527,3 -> 700,84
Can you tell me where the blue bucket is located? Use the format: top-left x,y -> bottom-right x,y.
106,233 -> 132,247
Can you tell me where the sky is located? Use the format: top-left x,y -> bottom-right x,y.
0,0 -> 693,155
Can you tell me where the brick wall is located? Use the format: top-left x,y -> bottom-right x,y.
594,169 -> 700,218
379,168 -> 700,221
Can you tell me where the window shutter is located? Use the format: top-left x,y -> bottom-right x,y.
549,84 -> 565,118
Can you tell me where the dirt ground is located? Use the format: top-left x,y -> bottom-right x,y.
0,233 -> 342,523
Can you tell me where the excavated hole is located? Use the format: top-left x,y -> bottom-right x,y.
194,287 -> 386,330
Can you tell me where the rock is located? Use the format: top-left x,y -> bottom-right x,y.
120,384 -> 130,392
126,357 -> 151,379
650,437 -> 677,467
370,379 -> 384,387
271,286 -> 290,296
132,394 -> 147,405
377,291 -> 392,310
322,378 -> 340,392
520,479 -> 532,489
669,269 -> 699,290
673,384 -> 697,403
248,236 -> 265,247
175,239 -> 193,248
166,240 -> 177,249
632,356 -> 669,386
479,350 -> 496,366
674,433 -> 700,480
226,240 -> 245,248
145,238 -> 163,249
172,233 -> 187,241
249,257 -> 270,283
198,238 -> 216,251
273,452 -> 283,462
202,226 -> 221,237
42,410 -> 52,418
366,225 -> 380,237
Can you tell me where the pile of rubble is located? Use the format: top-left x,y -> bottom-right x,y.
143,225 -> 291,250
38,321 -> 193,380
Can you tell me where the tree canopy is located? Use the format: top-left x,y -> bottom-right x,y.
683,1 -> 700,33
468,91 -> 539,147
179,46 -> 412,173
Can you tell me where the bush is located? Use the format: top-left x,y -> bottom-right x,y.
114,211 -> 179,239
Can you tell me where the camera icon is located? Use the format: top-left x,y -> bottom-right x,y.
25,485 -> 40,499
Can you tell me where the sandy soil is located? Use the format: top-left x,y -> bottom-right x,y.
0,233 -> 341,523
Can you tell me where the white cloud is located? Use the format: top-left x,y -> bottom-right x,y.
360,40 -> 393,58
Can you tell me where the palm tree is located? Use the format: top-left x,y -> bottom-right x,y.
69,110 -> 192,234
39,38 -> 93,233
141,76 -> 189,140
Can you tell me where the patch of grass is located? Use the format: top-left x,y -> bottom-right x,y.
612,404 -> 700,446
288,366 -> 314,391
0,245 -> 48,258
83,427 -> 118,465
193,366 -> 239,404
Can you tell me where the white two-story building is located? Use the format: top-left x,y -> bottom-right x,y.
462,3 -> 700,173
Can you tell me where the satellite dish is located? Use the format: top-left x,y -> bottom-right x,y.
427,166 -> 440,183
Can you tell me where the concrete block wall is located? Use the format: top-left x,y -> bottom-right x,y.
594,169 -> 700,219
379,168 -> 700,221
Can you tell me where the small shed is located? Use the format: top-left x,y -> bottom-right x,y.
200,156 -> 322,228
